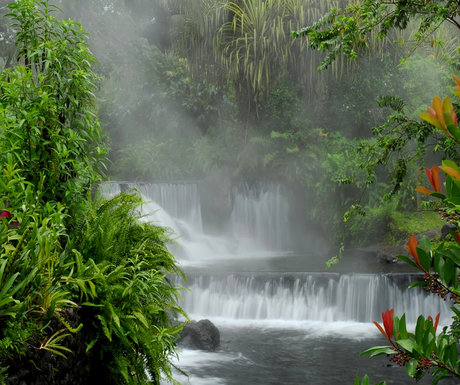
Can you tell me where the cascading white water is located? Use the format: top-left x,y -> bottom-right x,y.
101,182 -> 233,260
136,183 -> 203,232
101,181 -> 294,260
101,182 -> 202,230
180,273 -> 450,324
230,182 -> 290,251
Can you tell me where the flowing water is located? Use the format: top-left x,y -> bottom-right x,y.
103,182 -> 452,385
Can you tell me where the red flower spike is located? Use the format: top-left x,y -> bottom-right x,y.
453,112 -> 458,126
382,309 -> 394,340
0,211 -> 11,218
405,235 -> 421,266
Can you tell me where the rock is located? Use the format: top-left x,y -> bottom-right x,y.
441,223 -> 457,239
414,229 -> 439,241
178,319 -> 220,351
376,251 -> 398,264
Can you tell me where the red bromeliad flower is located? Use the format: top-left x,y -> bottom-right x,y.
373,308 -> 394,342
415,165 -> 441,195
427,313 -> 441,332
405,234 -> 421,267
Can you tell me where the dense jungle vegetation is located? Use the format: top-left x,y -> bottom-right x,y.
0,0 -> 454,245
0,1 -> 184,383
0,0 -> 459,384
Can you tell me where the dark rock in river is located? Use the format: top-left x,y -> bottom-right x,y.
441,223 -> 457,239
178,319 -> 220,351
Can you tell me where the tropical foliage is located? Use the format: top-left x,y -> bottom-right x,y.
50,0 -> 459,242
0,1 -> 184,383
356,77 -> 460,385
292,0 -> 460,70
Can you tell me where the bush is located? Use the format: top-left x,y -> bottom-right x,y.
0,2 -> 185,383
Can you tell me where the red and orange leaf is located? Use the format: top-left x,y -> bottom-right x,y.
427,106 -> 437,118
419,112 -> 443,131
415,186 -> 432,195
439,165 -> 460,180
432,96 -> 446,128
431,165 -> 441,192
407,235 -> 421,266
453,74 -> 460,87
373,321 -> 388,340
434,313 -> 440,332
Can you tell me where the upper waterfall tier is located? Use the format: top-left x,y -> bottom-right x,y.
101,181 -> 310,259
230,182 -> 290,250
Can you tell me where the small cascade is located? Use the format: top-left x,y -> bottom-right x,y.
101,182 -> 202,231
180,273 -> 450,323
102,181 -> 295,260
230,182 -> 290,251
101,181 -> 232,260
136,183 -> 203,232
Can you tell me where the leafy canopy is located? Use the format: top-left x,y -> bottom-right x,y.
292,0 -> 460,70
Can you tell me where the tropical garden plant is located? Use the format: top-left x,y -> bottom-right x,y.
355,76 -> 460,384
0,1 -> 185,384
292,1 -> 460,383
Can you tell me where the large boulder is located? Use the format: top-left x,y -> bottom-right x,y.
177,319 -> 220,351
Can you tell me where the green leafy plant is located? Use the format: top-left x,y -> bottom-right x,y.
67,192 -> 186,384
292,0 -> 460,70
0,1 -> 185,383
359,77 -> 460,384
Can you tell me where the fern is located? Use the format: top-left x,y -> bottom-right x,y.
67,191 -> 186,384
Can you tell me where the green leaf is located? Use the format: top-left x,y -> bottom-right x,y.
406,359 -> 417,377
447,123 -> 460,143
441,160 -> 460,173
354,372 -> 360,385
396,339 -> 418,353
408,281 -> 426,289
417,248 -> 431,271
361,346 -> 397,357
397,314 -> 408,340
429,192 -> 446,199
361,375 -> 369,385
395,254 -> 420,270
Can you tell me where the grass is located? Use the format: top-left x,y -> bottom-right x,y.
348,207 -> 445,247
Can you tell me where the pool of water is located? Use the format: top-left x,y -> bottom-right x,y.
168,322 -> 435,385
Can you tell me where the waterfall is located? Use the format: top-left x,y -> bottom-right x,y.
180,273 -> 450,324
230,182 -> 290,251
101,182 -> 235,260
101,182 -> 202,231
102,181 -> 295,259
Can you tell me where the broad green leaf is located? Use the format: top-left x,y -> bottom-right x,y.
360,346 -> 397,357
396,339 -> 418,353
406,359 -> 417,377
395,254 -> 420,270
441,160 -> 460,172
